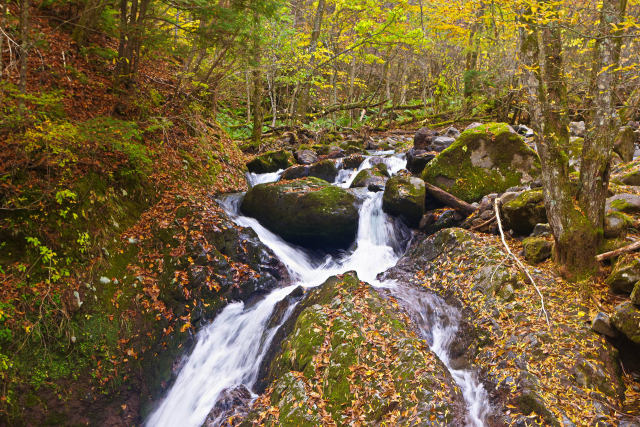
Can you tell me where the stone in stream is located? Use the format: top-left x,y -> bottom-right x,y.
281,164 -> 309,180
203,385 -> 252,427
240,177 -> 358,250
382,175 -> 426,227
246,150 -> 295,173
431,136 -> 456,152
244,272 -> 466,426
350,164 -> 389,192
405,148 -> 435,175
422,123 -> 541,202
308,159 -> 338,182
342,154 -> 366,169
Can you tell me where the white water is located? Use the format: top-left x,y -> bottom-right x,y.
147,152 -> 489,427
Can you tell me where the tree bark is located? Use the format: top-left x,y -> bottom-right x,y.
19,0 -> 29,114
250,12 -> 263,144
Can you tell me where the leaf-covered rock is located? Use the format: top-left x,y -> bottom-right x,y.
421,123 -> 540,202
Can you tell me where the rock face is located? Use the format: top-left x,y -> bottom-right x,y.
246,150 -> 295,173
501,189 -> 547,235
611,302 -> 640,344
614,126 -> 636,162
241,177 -> 358,249
382,228 -> 625,426
350,165 -> 388,192
382,176 -> 426,227
605,254 -> 640,294
243,272 -> 465,426
522,237 -> 552,264
422,123 -> 540,202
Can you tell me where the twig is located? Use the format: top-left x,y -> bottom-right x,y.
470,215 -> 496,231
494,199 -> 551,328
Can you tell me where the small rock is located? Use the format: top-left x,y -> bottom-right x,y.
522,237 -> 553,264
430,136 -> 455,152
99,276 -> 111,285
295,149 -> 318,165
501,190 -> 547,235
382,176 -> 426,227
611,302 -> 640,344
308,159 -> 338,182
531,223 -> 551,237
444,126 -> 461,139
413,128 -> 439,150
591,312 -> 617,338
342,154 -> 365,170
606,254 -> 640,294
604,212 -> 630,238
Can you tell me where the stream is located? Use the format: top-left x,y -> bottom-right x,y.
146,152 -> 489,427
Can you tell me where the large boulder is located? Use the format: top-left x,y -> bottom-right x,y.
606,193 -> 640,214
308,159 -> 338,182
422,123 -> 541,202
246,150 -> 295,173
501,189 -> 547,235
614,126 -> 636,162
611,302 -> 640,344
245,272 -> 465,425
605,254 -> 640,294
382,176 -> 426,227
241,177 -> 358,249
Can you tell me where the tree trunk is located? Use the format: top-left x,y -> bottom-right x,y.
520,5 -> 598,276
19,0 -> 29,114
251,12 -> 263,144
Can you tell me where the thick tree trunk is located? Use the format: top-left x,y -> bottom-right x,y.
520,5 -> 598,276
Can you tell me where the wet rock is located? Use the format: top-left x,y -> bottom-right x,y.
501,189 -> 547,235
241,177 -> 358,249
422,123 -> 541,202
382,176 -> 426,227
591,312 -> 617,338
350,167 -> 387,192
531,223 -> 551,237
421,209 -> 463,235
308,159 -> 338,182
203,385 -> 252,427
611,302 -> 640,344
405,148 -> 435,175
295,149 -> 318,165
522,237 -> 552,264
281,164 -> 309,180
606,254 -> 640,294
413,127 -> 439,150
246,150 -> 295,173
342,154 -> 366,170
615,126 -> 636,162
570,121 -> 586,137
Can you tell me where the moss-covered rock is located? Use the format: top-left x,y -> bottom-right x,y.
630,282 -> 640,306
606,254 -> 640,294
281,164 -> 309,180
611,302 -> 640,344
501,190 -> 547,235
308,159 -> 338,182
606,193 -> 640,214
523,237 -> 553,264
243,272 -> 464,426
350,164 -> 388,192
421,123 -> 540,202
614,126 -> 636,162
382,175 -> 425,227
241,177 -> 358,249
604,211 -> 632,238
341,154 -> 365,170
246,150 -> 295,173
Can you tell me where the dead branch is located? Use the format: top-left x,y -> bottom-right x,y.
596,239 -> 640,262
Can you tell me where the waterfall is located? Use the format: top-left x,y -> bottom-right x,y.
146,151 -> 489,427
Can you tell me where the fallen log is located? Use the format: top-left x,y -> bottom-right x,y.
424,182 -> 476,215
596,239 -> 640,262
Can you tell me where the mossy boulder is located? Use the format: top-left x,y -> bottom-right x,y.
240,177 -> 358,249
611,302 -> 640,344
350,164 -> 389,192
244,272 -> 464,426
501,190 -> 547,235
614,126 -> 636,162
606,254 -> 640,294
631,282 -> 640,306
246,150 -> 295,173
612,158 -> 640,186
421,123 -> 540,202
295,149 -> 318,165
308,159 -> 338,182
522,237 -> 553,264
606,193 -> 640,214
342,154 -> 365,170
281,164 -> 309,180
604,211 -> 632,238
382,176 -> 426,227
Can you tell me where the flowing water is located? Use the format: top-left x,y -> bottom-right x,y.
146,152 -> 489,427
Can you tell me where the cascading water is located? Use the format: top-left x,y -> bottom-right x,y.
146,152 -> 490,427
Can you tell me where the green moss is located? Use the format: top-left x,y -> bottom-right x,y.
246,150 -> 295,173
501,190 -> 547,235
422,123 -> 540,202
382,176 -> 425,227
522,237 -> 553,264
